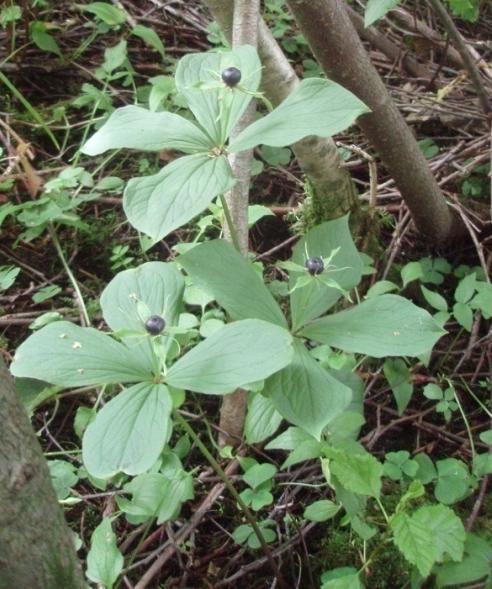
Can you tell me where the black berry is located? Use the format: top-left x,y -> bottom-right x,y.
305,257 -> 324,276
145,315 -> 166,335
221,67 -> 241,87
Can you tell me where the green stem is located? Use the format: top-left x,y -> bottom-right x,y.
174,412 -> 286,587
451,381 -> 476,459
219,193 -> 242,252
48,224 -> 90,326
375,497 -> 390,524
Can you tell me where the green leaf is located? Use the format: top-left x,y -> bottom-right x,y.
131,24 -> 165,58
245,393 -> 283,444
290,216 -> 362,330
321,568 -> 362,589
175,45 -> 261,144
119,470 -> 193,524
265,426 -> 314,450
413,505 -> 465,562
167,319 -> 293,394
82,383 -> 172,478
0,265 -> 20,291
327,448 -> 382,498
401,261 -> 424,287
86,518 -> 123,589
364,0 -> 401,27
423,383 -> 443,400
179,239 -> 287,328
263,339 -> 351,439
48,460 -> 79,500
470,282 -> 492,318
301,295 -> 445,357
390,512 -> 436,577
383,358 -> 413,414
453,301 -> 473,331
83,2 -> 127,26
101,261 -> 183,364
243,463 -> 277,489
434,458 -> 470,504
30,21 -> 62,58
102,39 -> 127,73
229,78 -> 369,152
81,106 -> 211,155
420,285 -> 448,312
479,429 -> 492,444
304,500 -> 340,522
454,272 -> 476,304
10,321 -> 153,386
365,280 -> 398,299
435,533 -> 492,588
124,154 -> 234,241
282,439 -> 323,468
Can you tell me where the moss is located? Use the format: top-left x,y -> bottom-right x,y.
314,525 -> 412,589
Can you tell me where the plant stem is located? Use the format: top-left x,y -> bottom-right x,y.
48,224 -> 90,326
451,382 -> 476,459
174,412 -> 286,588
219,193 -> 242,252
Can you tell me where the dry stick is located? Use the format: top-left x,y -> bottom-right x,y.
426,0 -> 491,118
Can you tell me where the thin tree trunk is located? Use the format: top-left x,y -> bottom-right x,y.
0,359 -> 85,589
205,0 -> 361,226
218,0 -> 259,447
286,0 -> 462,244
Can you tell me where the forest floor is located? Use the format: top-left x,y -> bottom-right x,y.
0,1 -> 491,588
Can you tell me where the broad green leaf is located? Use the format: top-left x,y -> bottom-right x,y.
179,239 -> 287,327
30,21 -> 62,58
175,45 -> 261,145
282,439 -> 323,468
243,463 -> 277,489
290,216 -> 362,330
304,500 -> 340,522
322,571 -> 362,589
265,426 -> 314,450
131,24 -> 165,58
421,285 -> 448,312
434,458 -> 470,504
401,261 -> 424,287
167,319 -> 293,394
229,78 -> 369,153
83,2 -> 127,25
390,512 -> 436,577
435,533 -> 492,588
81,106 -> 211,155
365,280 -> 398,299
479,429 -> 492,444
301,295 -> 445,357
86,518 -> 123,589
48,460 -> 79,500
383,358 -> 413,414
413,505 -> 465,562
10,321 -> 154,386
101,261 -> 183,363
263,339 -> 351,439
118,470 -> 193,523
123,154 -> 234,241
82,383 -> 172,478
327,448 -> 382,498
453,302 -> 473,331
454,272 -> 476,303
0,264 -> 20,291
364,0 -> 401,27
245,393 -> 283,444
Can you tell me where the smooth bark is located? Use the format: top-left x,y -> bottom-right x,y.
205,0 -> 360,224
0,359 -> 85,589
218,0 -> 260,446
287,0 -> 461,244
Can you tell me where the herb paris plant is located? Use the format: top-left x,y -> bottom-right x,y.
80,45 -> 369,243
